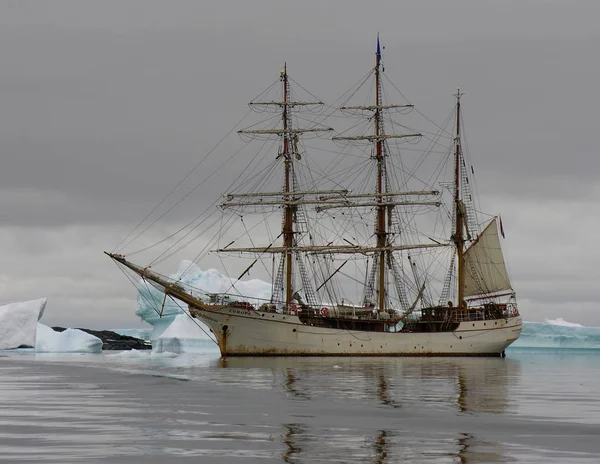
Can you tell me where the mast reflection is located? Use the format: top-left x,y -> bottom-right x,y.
214,356 -> 520,462
282,423 -> 305,463
374,429 -> 389,464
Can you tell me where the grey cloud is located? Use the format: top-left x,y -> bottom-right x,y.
0,0 -> 599,326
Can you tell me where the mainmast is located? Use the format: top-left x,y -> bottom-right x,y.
454,90 -> 465,308
332,35 -> 424,313
281,64 -> 294,309
374,36 -> 386,312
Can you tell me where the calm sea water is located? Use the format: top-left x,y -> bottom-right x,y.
1,347 -> 599,463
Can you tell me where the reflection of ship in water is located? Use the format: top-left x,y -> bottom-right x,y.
366,358 -> 520,463
374,430 -> 389,464
455,432 -> 516,464
282,423 -> 305,463
284,368 -> 310,401
358,356 -> 521,415
215,356 -> 520,462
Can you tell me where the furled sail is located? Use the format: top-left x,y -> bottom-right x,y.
463,218 -> 512,298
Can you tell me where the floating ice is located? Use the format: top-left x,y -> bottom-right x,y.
0,298 -> 47,350
35,323 -> 103,353
512,320 -> 600,350
106,349 -> 179,359
135,260 -> 269,353
152,314 -> 216,354
136,260 -> 271,331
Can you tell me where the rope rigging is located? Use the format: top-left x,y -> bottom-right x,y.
111,53 -> 511,317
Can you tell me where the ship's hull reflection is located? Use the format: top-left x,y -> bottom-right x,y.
217,356 -> 521,463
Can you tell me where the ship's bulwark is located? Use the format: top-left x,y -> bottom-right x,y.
192,307 -> 522,357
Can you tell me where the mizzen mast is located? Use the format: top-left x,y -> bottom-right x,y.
454,89 -> 466,308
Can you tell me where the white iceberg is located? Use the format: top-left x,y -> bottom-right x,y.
152,314 -> 215,354
135,260 -> 269,354
136,260 -> 271,334
544,317 -> 584,328
35,323 -> 103,353
0,298 -> 47,350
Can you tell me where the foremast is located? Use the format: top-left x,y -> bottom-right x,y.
231,65 -> 333,310
374,37 -> 386,313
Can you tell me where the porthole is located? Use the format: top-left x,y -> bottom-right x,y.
292,328 -> 297,333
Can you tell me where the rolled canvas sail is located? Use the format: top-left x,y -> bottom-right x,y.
463,218 -> 512,298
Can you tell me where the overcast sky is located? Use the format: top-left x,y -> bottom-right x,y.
1,0 -> 599,328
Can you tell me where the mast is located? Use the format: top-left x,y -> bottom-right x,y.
454,90 -> 465,308
281,64 -> 294,309
375,35 -> 386,312
232,65 -> 332,310
332,35 -> 424,312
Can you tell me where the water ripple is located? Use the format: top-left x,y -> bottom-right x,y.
1,351 -> 599,462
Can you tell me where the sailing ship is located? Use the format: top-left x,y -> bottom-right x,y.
107,37 -> 522,356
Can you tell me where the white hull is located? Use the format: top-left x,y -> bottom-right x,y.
193,307 -> 522,356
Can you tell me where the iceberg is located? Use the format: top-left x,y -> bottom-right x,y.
136,260 -> 270,330
152,314 -> 216,354
511,320 -> 600,350
0,298 -> 47,350
0,298 -> 103,353
35,323 -> 103,353
136,260 -> 269,353
543,317 -> 584,328
106,349 -> 179,359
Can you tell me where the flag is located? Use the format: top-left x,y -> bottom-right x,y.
376,34 -> 381,62
499,216 -> 505,239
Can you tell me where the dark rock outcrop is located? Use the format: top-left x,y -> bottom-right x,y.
51,327 -> 152,351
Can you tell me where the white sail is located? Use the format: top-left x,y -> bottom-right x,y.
463,218 -> 512,298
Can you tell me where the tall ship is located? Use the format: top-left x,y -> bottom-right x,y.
108,37 -> 522,356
